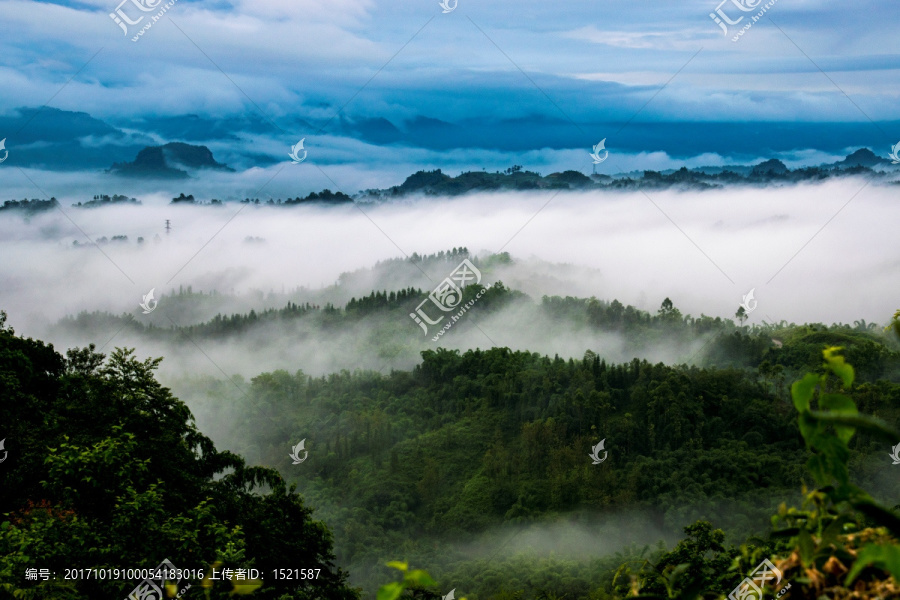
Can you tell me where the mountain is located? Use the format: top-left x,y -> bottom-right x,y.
0,107 -> 145,170
108,142 -> 234,179
750,158 -> 788,176
832,147 -> 891,169
354,150 -> 896,199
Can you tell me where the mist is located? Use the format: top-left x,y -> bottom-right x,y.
1,176 -> 896,398
2,178 -> 894,308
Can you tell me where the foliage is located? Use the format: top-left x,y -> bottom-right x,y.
375,562 -> 442,600
0,320 -> 358,600
180,325 -> 899,597
763,346 -> 900,598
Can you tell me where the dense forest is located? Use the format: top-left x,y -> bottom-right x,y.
0,310 -> 357,600
7,293 -> 899,598
53,261 -> 900,381
7,298 -> 900,600
184,318 -> 900,598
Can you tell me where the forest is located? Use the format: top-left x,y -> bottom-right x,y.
3,296 -> 900,599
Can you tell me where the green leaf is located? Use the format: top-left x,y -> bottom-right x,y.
853,500 -> 900,539
807,412 -> 900,444
792,373 -> 818,413
823,347 -> 854,388
797,528 -> 815,565
820,515 -> 850,547
806,455 -> 830,488
819,393 -> 857,414
377,581 -> 406,600
797,412 -> 821,445
385,561 -> 408,573
818,393 -> 858,443
846,544 -> 900,584
405,569 -> 437,588
770,527 -> 801,538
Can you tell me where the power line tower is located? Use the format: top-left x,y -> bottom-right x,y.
165,219 -> 171,235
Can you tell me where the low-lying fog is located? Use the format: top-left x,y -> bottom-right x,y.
0,178 -> 896,381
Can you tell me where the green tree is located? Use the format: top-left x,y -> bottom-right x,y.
0,317 -> 357,600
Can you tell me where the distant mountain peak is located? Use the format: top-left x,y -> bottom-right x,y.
108,142 -> 233,179
751,158 -> 788,176
834,147 -> 888,169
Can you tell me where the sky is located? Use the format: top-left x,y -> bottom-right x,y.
0,0 -> 898,192
0,0 -> 898,347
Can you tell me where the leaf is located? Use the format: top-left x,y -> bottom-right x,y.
820,515 -> 850,547
807,412 -> 900,444
806,455 -> 831,488
818,393 -> 858,443
823,347 -> 854,388
771,527 -> 801,539
667,563 -> 690,583
385,561 -> 408,573
853,500 -> 900,539
230,579 -> 263,595
377,581 -> 406,600
797,528 -> 815,565
405,569 -> 437,588
819,393 -> 857,414
792,373 -> 819,413
797,412 -> 821,446
846,544 -> 900,584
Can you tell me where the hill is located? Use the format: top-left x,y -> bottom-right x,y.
108,142 -> 234,178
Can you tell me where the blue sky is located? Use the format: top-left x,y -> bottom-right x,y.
0,0 -> 898,182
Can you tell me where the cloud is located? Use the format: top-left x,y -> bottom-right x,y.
564,26 -> 706,50
1,179 -> 896,373
2,0 -> 899,130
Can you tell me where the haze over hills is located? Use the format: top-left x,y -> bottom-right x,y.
0,145 -> 896,213
1,106 -> 898,175
3,0 -> 900,596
